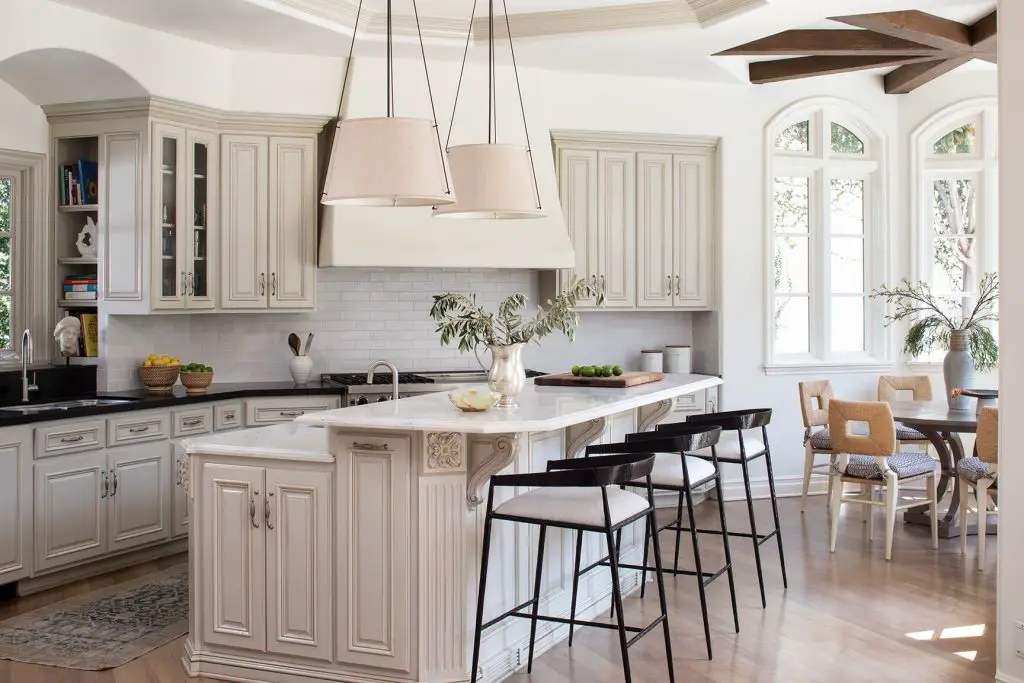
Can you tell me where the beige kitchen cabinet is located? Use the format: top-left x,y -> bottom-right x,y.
0,429 -> 32,584
636,152 -> 674,308
34,451 -> 108,571
107,444 -> 171,552
221,135 -> 316,311
558,148 -> 600,307
171,406 -> 214,538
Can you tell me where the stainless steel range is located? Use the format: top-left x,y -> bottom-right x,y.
322,369 -> 545,406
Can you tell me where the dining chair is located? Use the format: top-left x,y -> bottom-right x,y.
959,406 -> 998,571
877,375 -> 933,449
799,380 -> 835,512
828,399 -> 939,561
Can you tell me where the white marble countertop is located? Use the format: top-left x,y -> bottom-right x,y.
183,422 -> 333,461
295,374 -> 722,434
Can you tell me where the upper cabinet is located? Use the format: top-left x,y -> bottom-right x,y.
552,131 -> 718,311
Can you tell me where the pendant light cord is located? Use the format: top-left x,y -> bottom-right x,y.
445,0 -> 479,151
411,0 -> 452,195
335,0 -> 364,120
502,0 -> 541,210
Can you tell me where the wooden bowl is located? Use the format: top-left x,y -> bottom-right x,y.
180,371 -> 214,395
138,365 -> 180,394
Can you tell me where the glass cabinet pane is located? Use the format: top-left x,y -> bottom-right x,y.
160,137 -> 178,298
192,141 -> 208,299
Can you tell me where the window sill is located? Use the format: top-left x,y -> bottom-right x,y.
763,361 -> 894,376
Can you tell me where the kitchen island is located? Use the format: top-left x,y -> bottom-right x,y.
182,373 -> 722,683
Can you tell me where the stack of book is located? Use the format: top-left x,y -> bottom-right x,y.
64,274 -> 97,301
60,159 -> 99,207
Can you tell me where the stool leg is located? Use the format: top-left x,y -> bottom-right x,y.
640,513 -> 651,600
568,530 -> 584,647
605,527 -> 632,683
526,525 -> 547,673
647,508 -> 676,683
672,491 -> 685,572
684,482 -> 712,659
609,530 -> 623,621
470,514 -> 494,683
714,471 -> 739,634
763,443 -> 788,590
740,457 -> 767,608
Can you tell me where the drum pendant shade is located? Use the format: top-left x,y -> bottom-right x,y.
434,144 -> 543,218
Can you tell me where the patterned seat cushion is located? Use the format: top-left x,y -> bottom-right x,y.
808,428 -> 832,450
895,422 -> 928,441
809,423 -> 921,451
957,457 -> 997,485
836,451 -> 939,480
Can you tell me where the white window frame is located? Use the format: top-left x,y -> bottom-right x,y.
763,98 -> 890,375
909,98 -> 998,367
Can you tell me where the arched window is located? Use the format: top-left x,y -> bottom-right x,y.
765,100 -> 887,371
911,100 -> 998,361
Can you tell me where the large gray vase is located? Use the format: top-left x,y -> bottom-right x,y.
943,330 -> 975,410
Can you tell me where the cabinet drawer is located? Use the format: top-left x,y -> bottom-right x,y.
107,412 -> 170,445
245,397 -> 340,427
673,389 -> 707,413
172,406 -> 214,438
214,402 -> 243,431
34,420 -> 105,458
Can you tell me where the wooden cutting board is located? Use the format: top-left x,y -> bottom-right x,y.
533,371 -> 665,388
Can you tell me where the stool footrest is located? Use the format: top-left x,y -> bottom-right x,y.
500,610 -> 662,640
610,561 -> 730,586
670,525 -> 780,546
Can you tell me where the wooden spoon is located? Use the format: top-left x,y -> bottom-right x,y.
288,333 -> 301,357
303,333 -> 314,356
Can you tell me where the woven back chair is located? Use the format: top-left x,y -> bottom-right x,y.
877,375 -> 933,403
959,407 -> 999,570
798,380 -> 836,512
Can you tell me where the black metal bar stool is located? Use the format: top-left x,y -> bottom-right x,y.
578,428 -> 739,660
672,408 -> 788,608
469,453 -> 675,683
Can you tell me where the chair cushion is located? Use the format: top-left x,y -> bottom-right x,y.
693,430 -> 765,460
895,422 -> 928,441
958,457 -> 997,485
808,427 -> 832,450
836,451 -> 939,480
631,453 -> 716,488
493,486 -> 650,527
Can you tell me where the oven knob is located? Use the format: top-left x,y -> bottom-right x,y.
356,396 -> 368,406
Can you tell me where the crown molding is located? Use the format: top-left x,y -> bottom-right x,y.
476,2 -> 696,40
691,0 -> 767,27
550,129 -> 720,154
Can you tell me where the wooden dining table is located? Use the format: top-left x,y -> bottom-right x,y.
890,402 -> 996,538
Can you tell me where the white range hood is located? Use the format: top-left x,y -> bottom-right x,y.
318,204 -> 576,269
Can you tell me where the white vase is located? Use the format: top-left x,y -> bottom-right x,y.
289,356 -> 314,385
943,330 -> 974,410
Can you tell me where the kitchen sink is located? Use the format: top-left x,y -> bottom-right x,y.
0,398 -> 139,414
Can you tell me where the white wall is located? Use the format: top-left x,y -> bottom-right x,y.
0,79 -> 46,154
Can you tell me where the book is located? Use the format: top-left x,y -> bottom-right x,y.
63,291 -> 97,300
77,160 -> 99,204
63,284 -> 97,292
81,313 -> 99,357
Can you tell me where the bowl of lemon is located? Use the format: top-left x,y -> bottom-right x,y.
139,354 -> 181,394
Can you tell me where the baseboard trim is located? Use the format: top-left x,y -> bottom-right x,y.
996,671 -> 1024,683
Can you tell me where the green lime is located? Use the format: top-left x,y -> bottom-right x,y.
601,366 -> 613,377
612,365 -> 623,376
581,366 -> 596,377
571,365 -> 581,376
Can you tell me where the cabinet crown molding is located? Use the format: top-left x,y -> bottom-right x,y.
550,129 -> 720,154
43,97 -> 330,135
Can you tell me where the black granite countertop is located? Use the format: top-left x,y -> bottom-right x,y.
0,382 -> 347,428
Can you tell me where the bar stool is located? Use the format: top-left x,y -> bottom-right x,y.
580,427 -> 739,660
470,453 -> 674,683
678,409 -> 787,608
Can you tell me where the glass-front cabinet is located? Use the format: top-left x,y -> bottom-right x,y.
152,123 -> 217,310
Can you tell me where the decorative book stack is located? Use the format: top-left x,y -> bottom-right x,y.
64,274 -> 97,301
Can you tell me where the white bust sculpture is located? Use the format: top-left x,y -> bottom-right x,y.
54,316 -> 82,357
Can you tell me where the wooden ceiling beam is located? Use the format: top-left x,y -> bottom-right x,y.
749,55 -> 931,85
971,10 -> 998,52
828,10 -> 971,51
884,57 -> 972,94
714,29 -> 941,56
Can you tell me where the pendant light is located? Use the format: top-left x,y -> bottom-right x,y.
321,0 -> 454,207
433,0 -> 545,219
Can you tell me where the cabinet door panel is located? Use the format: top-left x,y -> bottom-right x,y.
0,431 -> 31,583
598,151 -> 636,308
221,135 -> 269,309
557,149 -> 600,307
108,444 -> 171,552
673,153 -> 714,309
103,133 -> 144,301
186,128 -> 218,310
637,153 -> 674,308
201,464 -> 266,652
34,452 -> 107,571
152,122 -> 187,310
268,137 -> 316,309
266,468 -> 332,660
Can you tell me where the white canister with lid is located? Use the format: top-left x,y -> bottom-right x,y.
664,345 -> 692,374
640,349 -> 664,373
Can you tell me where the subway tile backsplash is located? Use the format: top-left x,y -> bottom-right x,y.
103,268 -> 697,392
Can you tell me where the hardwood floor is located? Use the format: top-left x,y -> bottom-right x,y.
0,497 -> 995,683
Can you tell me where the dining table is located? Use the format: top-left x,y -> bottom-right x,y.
891,401 -> 997,538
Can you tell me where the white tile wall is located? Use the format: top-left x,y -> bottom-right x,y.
104,268 -> 698,391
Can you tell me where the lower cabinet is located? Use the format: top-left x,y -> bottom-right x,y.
107,444 -> 171,553
0,429 -> 32,583
171,441 -> 190,538
200,463 -> 332,660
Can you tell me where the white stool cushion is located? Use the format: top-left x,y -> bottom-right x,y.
493,486 -> 650,528
693,430 -> 765,460
631,453 -> 716,488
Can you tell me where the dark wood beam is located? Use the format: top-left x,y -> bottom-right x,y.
971,10 -> 998,52
749,55 -> 930,85
829,10 -> 971,51
884,57 -> 972,94
714,30 -> 941,57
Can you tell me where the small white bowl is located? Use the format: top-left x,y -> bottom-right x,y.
449,389 -> 501,413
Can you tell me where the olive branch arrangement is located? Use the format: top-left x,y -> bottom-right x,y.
429,278 -> 604,353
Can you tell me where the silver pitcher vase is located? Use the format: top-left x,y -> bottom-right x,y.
482,343 -> 526,409
943,329 -> 975,410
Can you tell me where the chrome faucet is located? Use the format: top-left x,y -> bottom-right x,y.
366,360 -> 400,402
20,329 -> 37,403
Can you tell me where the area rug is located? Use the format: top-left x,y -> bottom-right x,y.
0,563 -> 189,670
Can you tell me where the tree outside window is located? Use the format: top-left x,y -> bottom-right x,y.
0,177 -> 12,350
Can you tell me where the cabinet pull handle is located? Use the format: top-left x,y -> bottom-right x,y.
111,472 -> 118,497
666,275 -> 672,296
60,434 -> 84,443
189,272 -> 195,296
183,417 -> 204,427
129,425 -> 150,434
259,273 -> 266,296
675,275 -> 681,297
101,471 -> 108,499
279,410 -> 304,417
181,271 -> 187,295
271,272 -> 277,297
265,492 -> 274,530
353,442 -> 388,451
224,411 -> 235,420
250,490 -> 260,528
176,458 -> 182,486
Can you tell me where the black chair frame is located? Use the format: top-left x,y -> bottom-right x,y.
469,453 -> 675,683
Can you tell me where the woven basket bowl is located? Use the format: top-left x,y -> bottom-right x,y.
180,371 -> 214,395
138,364 -> 180,394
